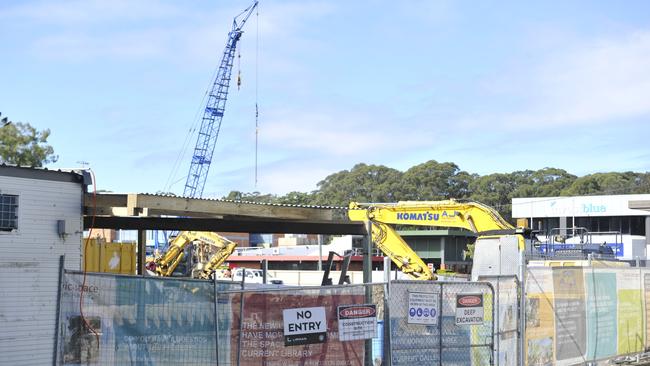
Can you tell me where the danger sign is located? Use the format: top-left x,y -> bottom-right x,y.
283,307 -> 327,346
337,304 -> 377,341
455,294 -> 484,325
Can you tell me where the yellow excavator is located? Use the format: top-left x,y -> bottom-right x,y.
150,231 -> 237,279
348,199 -> 526,280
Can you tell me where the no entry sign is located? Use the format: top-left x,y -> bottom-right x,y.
283,307 -> 327,346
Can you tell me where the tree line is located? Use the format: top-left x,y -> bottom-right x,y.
2,117 -> 647,221
224,161 -> 650,220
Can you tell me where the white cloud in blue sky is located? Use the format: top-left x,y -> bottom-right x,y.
1,0 -> 649,196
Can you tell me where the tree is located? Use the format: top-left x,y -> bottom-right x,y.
0,121 -> 58,166
402,160 -> 474,200
278,191 -> 316,205
561,172 -> 649,196
313,163 -> 404,205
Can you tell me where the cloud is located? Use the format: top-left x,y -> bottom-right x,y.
502,30 -> 650,127
0,0 -> 182,25
3,0 -> 336,66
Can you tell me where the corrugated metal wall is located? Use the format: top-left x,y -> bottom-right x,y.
0,175 -> 83,365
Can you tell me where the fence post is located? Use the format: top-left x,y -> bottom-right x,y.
384,257 -> 392,366
439,282 -> 444,366
518,251 -> 526,366
236,274 -> 246,366
364,221 -> 373,366
213,279 -> 220,364
52,255 -> 65,366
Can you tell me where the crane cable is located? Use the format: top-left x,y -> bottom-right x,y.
254,3 -> 260,187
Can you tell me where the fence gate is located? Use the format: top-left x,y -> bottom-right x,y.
388,280 -> 495,365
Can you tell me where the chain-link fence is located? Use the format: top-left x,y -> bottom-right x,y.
479,275 -> 520,366
216,283 -> 387,366
55,271 -> 387,366
388,280 -> 495,366
57,271 -> 218,365
56,270 -> 506,366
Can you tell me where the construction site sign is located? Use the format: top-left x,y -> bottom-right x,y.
455,293 -> 484,325
282,307 -> 327,346
337,304 -> 377,341
407,291 -> 439,325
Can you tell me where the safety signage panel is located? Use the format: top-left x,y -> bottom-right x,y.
337,304 -> 377,341
455,293 -> 484,325
407,292 -> 439,325
283,306 -> 327,346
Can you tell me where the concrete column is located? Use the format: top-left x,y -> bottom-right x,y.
559,217 -> 567,236
646,216 -> 650,246
137,230 -> 146,276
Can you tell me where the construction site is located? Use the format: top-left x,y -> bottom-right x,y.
2,1 -> 650,366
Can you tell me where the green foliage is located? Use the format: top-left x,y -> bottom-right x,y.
0,121 -> 58,167
561,172 -> 649,196
220,161 -> 650,223
402,160 -> 474,200
313,163 -> 404,205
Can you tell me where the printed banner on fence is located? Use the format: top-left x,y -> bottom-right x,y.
617,270 -> 643,354
231,292 -> 366,366
525,268 -> 555,366
552,267 -> 586,364
585,270 -> 617,360
59,272 -> 217,365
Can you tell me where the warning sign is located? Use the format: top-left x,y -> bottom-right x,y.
283,307 -> 327,346
455,293 -> 484,325
407,292 -> 439,325
337,304 -> 377,341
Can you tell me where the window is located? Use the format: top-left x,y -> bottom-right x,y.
0,194 -> 18,231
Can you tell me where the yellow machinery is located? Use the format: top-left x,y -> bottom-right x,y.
348,199 -> 520,280
84,238 -> 136,275
152,231 -> 237,278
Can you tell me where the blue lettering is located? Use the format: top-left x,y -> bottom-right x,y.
433,213 -> 440,220
583,204 -> 607,213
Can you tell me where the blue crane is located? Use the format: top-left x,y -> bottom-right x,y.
154,1 -> 258,253
184,0 -> 259,198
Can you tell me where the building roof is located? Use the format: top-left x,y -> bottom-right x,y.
629,200 -> 650,211
0,164 -> 90,185
85,192 -> 362,234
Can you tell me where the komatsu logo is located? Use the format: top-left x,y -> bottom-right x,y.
396,211 -> 458,221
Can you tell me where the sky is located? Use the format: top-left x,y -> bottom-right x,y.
1,0 -> 650,197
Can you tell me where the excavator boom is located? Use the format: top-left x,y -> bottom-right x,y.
153,231 -> 237,278
349,199 -> 518,280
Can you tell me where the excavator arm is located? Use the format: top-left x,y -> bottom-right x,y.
348,199 -> 517,280
154,231 -> 237,277
195,238 -> 238,280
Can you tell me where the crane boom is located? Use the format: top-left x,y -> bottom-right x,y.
184,1 -> 259,198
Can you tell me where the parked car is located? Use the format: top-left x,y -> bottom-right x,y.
231,268 -> 283,284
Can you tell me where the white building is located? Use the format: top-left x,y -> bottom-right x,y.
0,165 -> 89,365
513,194 -> 650,260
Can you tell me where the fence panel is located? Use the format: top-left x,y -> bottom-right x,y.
388,280 -> 495,366
524,266 -> 649,366
479,275 -> 520,366
216,283 -> 387,366
57,271 -> 217,365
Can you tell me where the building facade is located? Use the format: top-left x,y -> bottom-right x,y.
0,165 -> 88,365
512,194 -> 650,259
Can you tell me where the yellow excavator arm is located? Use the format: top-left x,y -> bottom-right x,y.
154,231 -> 237,277
348,199 -> 516,280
